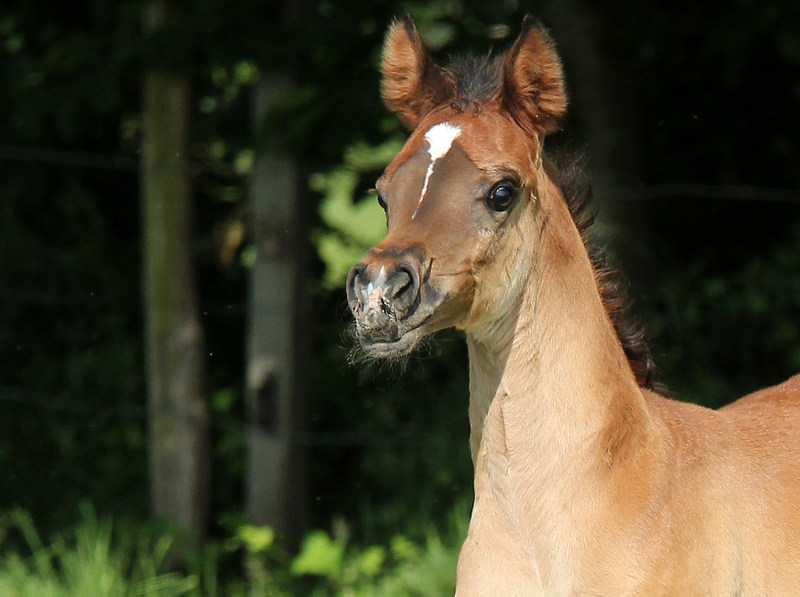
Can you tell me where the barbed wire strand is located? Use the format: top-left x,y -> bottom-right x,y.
0,145 -> 799,204
0,385 -> 441,448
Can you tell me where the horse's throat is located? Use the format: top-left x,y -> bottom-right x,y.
464,248 -> 652,550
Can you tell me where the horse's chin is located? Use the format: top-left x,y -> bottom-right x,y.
353,292 -> 456,358
358,327 -> 425,358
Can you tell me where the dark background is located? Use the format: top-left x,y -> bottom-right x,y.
0,0 -> 798,586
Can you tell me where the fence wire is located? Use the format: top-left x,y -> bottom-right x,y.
0,384 -> 445,448
1,144 -> 799,204
1,144 -> 798,450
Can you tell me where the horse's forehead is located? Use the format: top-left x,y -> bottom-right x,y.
387,133 -> 482,224
386,112 -> 530,179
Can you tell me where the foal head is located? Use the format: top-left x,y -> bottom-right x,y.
347,15 -> 567,357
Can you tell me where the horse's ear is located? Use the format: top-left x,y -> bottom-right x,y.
500,16 -> 567,135
381,15 -> 454,129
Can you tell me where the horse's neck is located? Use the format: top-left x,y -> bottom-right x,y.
464,203 -> 653,574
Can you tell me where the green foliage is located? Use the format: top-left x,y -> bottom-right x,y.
291,531 -> 347,578
644,224 -> 800,407
0,1 -> 799,588
256,511 -> 462,597
373,533 -> 458,596
0,507 -> 464,596
236,525 -> 276,555
312,137 -> 404,287
0,507 -> 197,597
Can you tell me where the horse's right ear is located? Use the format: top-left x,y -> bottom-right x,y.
381,15 -> 454,129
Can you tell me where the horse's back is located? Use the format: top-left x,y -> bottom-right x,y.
720,373 -> 800,594
722,372 -> 800,412
720,373 -> 800,453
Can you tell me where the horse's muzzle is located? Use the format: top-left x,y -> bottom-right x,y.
346,248 -> 424,346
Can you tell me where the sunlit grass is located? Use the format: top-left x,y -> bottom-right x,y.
0,503 -> 467,596
0,506 -> 197,597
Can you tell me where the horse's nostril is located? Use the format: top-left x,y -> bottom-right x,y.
391,269 -> 412,299
394,263 -> 420,299
346,256 -> 423,323
386,263 -> 421,316
346,263 -> 367,309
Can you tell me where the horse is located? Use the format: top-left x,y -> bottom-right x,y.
346,15 -> 800,596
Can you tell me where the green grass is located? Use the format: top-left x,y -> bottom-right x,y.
0,504 -> 467,596
0,506 -> 197,597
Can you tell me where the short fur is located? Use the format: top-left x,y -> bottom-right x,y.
350,15 -> 800,596
386,25 -> 655,389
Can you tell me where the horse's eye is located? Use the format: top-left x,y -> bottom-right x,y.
486,182 -> 516,212
377,194 -> 389,226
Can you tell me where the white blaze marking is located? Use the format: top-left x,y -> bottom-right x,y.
411,122 -> 462,220
367,266 -> 387,310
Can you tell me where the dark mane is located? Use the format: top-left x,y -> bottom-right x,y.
445,54 -> 504,108
554,156 -> 658,390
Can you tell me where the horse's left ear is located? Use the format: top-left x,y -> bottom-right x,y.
500,16 -> 567,135
381,14 -> 454,129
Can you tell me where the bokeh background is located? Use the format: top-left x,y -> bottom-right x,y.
1,0 -> 799,594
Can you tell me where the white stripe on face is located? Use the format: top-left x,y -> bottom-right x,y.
411,122 -> 462,220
